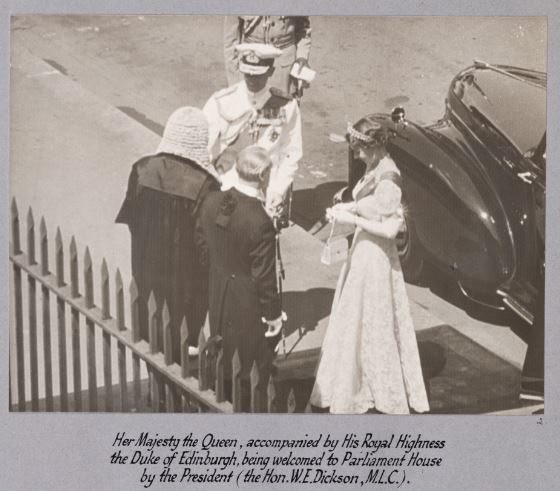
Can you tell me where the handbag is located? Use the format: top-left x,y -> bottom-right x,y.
320,219 -> 348,265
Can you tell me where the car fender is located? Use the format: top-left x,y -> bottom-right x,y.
373,113 -> 515,293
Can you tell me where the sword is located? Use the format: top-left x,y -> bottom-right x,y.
295,79 -> 303,106
274,218 -> 287,357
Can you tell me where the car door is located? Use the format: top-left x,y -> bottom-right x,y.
497,133 -> 545,324
449,66 -> 546,323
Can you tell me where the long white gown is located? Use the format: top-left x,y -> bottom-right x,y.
310,157 -> 430,414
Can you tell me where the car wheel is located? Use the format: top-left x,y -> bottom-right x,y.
397,205 -> 425,283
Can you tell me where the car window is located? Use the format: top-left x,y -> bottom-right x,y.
467,105 -> 514,155
454,69 -> 546,156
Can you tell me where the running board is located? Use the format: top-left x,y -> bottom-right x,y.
520,393 -> 544,402
487,403 -> 543,415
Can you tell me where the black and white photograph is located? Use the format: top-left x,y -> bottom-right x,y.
8,14 -> 547,416
4,2 -> 560,488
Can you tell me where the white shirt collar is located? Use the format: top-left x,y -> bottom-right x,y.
234,181 -> 265,201
243,81 -> 270,110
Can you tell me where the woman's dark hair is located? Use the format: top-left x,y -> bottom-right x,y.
346,116 -> 390,149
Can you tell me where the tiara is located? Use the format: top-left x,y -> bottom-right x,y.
346,122 -> 381,143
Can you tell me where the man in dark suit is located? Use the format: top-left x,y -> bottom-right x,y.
116,107 -> 220,362
196,145 -> 284,411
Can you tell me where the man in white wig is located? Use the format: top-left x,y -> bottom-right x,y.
116,107 -> 220,362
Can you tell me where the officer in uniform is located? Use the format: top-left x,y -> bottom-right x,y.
203,43 -> 303,216
224,16 -> 311,95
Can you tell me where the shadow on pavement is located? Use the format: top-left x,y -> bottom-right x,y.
292,181 -> 346,231
282,287 -> 335,338
418,263 -> 531,334
417,324 -> 532,414
305,324 -> 532,415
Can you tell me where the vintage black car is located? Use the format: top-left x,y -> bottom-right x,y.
337,61 -> 545,324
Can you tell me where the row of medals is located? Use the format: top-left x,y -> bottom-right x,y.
247,107 -> 287,143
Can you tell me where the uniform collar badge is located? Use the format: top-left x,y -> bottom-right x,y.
245,51 -> 260,64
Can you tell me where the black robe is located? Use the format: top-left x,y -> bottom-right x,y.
116,153 -> 219,362
196,188 -> 281,383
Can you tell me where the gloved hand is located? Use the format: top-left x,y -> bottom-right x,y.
293,57 -> 309,75
262,312 -> 287,338
266,191 -> 284,212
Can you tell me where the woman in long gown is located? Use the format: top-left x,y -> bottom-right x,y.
310,116 -> 430,414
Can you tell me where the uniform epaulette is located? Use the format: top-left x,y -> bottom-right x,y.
213,84 -> 238,99
215,83 -> 252,122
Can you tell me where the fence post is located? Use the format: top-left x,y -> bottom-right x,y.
27,208 -> 39,411
162,302 -> 175,412
148,291 -> 158,355
232,350 -> 241,412
11,199 -> 25,411
130,278 -> 141,410
84,247 -> 94,309
198,328 -> 208,391
55,228 -> 65,287
40,217 -> 49,276
101,259 -> 110,320
115,269 -> 127,412
84,248 -> 98,412
162,300 -> 179,413
40,217 -> 53,411
101,259 -> 113,412
116,269 -> 124,331
11,198 -> 21,255
287,387 -> 296,413
130,278 -> 140,342
70,237 -> 82,411
250,361 -> 262,413
163,301 -> 172,366
27,207 -> 36,265
267,375 -> 277,413
148,291 -> 160,412
215,349 -> 224,403
55,228 -> 68,411
70,237 -> 79,298
180,318 -> 190,379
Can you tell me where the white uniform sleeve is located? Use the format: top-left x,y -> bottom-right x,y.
269,100 -> 303,196
202,96 -> 222,163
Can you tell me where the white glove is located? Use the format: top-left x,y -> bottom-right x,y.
262,311 -> 287,338
266,191 -> 284,215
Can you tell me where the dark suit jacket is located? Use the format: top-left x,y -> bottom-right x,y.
196,187 -> 281,379
116,153 -> 219,360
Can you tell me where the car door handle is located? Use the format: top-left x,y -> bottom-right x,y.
502,157 -> 515,170
517,171 -> 535,184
